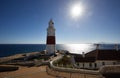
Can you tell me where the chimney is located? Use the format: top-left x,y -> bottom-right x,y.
115,44 -> 119,51
96,44 -> 100,50
82,52 -> 85,58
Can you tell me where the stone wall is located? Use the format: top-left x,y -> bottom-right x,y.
0,66 -> 19,72
99,65 -> 120,74
46,66 -> 101,78
46,55 -> 101,78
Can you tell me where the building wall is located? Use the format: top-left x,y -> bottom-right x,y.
77,62 -> 96,69
70,55 -> 75,64
76,61 -> 117,69
95,60 -> 117,69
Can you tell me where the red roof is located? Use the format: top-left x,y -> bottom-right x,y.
96,50 -> 120,60
74,49 -> 120,62
74,56 -> 95,62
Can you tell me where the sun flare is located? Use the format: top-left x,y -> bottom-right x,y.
70,3 -> 84,18
66,44 -> 96,54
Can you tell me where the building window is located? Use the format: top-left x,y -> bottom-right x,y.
83,63 -> 84,68
102,62 -> 105,65
94,63 -> 97,68
76,63 -> 79,66
113,62 -> 116,65
89,63 -> 92,67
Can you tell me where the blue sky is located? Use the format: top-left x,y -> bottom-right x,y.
0,0 -> 120,44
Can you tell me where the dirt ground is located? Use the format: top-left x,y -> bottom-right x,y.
0,65 -> 102,78
0,66 -> 55,78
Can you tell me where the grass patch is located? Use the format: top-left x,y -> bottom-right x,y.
53,55 -> 73,68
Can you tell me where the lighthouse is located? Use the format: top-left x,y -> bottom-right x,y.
46,19 -> 56,55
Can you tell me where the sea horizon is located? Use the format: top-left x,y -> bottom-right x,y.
0,44 -> 120,57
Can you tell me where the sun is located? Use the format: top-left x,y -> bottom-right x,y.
70,3 -> 84,18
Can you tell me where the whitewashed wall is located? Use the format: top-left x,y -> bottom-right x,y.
76,60 -> 117,69
95,60 -> 117,68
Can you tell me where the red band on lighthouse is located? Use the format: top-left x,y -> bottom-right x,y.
47,36 -> 55,44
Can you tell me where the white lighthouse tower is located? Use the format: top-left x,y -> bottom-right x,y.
46,19 -> 56,55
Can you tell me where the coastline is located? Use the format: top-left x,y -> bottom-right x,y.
0,51 -> 41,63
0,51 -> 100,78
1,50 -> 120,78
0,51 -> 55,78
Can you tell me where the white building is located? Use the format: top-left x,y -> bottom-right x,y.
46,19 -> 56,55
73,44 -> 120,69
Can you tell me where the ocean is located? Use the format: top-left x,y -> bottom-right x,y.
0,44 -> 119,57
